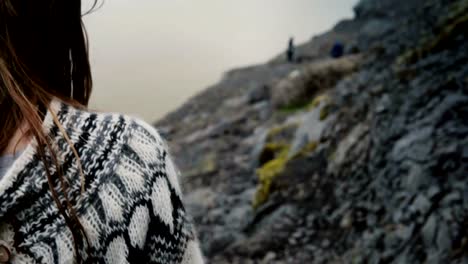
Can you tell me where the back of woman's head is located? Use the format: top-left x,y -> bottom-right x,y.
0,1 -> 96,261
0,0 -> 92,106
0,0 -> 94,151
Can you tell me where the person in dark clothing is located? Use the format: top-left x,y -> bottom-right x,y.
286,37 -> 295,63
331,41 -> 345,58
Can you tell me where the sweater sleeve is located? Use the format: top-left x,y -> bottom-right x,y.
127,119 -> 204,264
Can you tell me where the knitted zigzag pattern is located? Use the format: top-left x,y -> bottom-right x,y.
0,100 -> 204,264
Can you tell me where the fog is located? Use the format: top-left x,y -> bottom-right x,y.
84,0 -> 358,122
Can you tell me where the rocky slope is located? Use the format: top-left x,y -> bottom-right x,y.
155,0 -> 468,263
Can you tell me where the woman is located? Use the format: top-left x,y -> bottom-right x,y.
0,0 -> 203,263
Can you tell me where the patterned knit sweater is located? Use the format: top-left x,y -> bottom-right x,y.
0,100 -> 204,263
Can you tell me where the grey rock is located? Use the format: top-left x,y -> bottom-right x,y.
360,19 -> 394,39
422,214 -> 437,246
462,146 -> 468,159
271,56 -> 361,108
411,194 -> 431,215
288,237 -> 297,246
404,164 -> 428,191
224,96 -> 248,109
340,211 -> 353,229
252,101 -> 273,121
329,123 -> 369,169
375,94 -> 391,113
426,251 -> 443,264
427,186 -> 442,200
249,129 -> 268,168
321,239 -> 331,248
366,213 -> 377,226
255,205 -> 299,230
185,187 -> 218,209
226,205 -> 253,230
247,85 -> 270,104
395,223 -> 414,242
206,231 -> 238,255
289,104 -> 332,157
441,191 -> 462,206
261,252 -> 277,264
391,126 -> 433,162
436,221 -> 452,251
182,120 -> 232,144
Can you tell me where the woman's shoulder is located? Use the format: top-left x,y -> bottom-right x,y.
52,100 -> 182,196
54,100 -> 164,146
51,102 -> 203,262
54,100 -> 167,154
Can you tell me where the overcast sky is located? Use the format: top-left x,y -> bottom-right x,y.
83,0 -> 358,122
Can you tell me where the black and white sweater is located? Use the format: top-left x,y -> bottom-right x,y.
0,100 -> 204,263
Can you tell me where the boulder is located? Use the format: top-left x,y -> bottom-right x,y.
289,95 -> 334,157
247,85 -> 270,104
270,55 -> 362,109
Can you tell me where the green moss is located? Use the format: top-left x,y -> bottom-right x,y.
278,94 -> 332,114
253,144 -> 290,209
263,143 -> 289,154
258,142 -> 290,166
307,94 -> 330,110
278,101 -> 311,114
254,140 -> 323,208
320,104 -> 332,121
254,99 -> 334,208
304,94 -> 333,121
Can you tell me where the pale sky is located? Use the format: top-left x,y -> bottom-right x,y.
83,0 -> 358,122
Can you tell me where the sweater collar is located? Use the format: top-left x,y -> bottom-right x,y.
0,99 -> 63,219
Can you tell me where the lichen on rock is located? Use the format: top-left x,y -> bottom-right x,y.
254,140 -> 321,209
254,143 -> 290,209
308,94 -> 330,110
319,104 -> 332,121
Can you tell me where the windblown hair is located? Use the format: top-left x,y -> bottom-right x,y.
0,0 -> 98,262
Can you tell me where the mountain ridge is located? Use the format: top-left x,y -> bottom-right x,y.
155,0 -> 468,262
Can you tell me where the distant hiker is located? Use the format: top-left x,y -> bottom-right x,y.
286,37 -> 295,63
331,41 -> 344,58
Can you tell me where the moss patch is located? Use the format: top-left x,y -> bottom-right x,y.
308,94 -> 330,110
278,100 -> 311,114
254,140 -> 322,209
308,94 -> 333,121
278,94 -> 332,115
253,144 -> 290,209
320,104 -> 332,121
258,143 -> 289,166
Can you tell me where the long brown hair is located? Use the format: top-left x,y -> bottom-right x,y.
0,0 -> 98,262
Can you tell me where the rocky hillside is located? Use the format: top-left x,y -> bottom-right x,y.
155,0 -> 468,263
